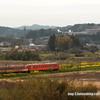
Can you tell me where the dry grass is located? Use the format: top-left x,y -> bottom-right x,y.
0,78 -> 99,100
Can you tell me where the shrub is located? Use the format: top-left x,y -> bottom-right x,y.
4,50 -> 40,61
0,79 -> 99,100
75,53 -> 84,57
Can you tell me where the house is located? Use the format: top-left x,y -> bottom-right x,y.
0,42 -> 11,47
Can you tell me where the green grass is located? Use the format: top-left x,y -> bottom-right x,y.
1,65 -> 100,79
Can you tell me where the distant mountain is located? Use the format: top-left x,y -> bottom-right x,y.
0,23 -> 100,39
0,26 -> 24,38
16,24 -> 57,30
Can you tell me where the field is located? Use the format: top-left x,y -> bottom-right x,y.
0,50 -> 100,99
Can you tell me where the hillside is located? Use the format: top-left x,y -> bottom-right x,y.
0,23 -> 100,38
75,32 -> 100,44
57,23 -> 100,32
25,24 -> 100,45
0,23 -> 100,45
26,29 -> 60,43
0,36 -> 26,46
0,26 -> 24,38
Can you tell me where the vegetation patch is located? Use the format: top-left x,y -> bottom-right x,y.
0,78 -> 99,100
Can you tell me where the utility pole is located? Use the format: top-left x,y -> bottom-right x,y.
23,26 -> 26,49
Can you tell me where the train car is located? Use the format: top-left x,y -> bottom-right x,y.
0,64 -> 29,74
28,63 -> 59,72
0,63 -> 59,74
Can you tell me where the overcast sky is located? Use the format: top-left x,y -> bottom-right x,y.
0,0 -> 100,27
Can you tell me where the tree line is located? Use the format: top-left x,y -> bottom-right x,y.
48,34 -> 83,51
0,50 -> 40,61
26,29 -> 60,43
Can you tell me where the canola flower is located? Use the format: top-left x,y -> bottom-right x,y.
60,62 -> 100,70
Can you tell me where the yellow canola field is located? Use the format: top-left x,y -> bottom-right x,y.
60,62 -> 100,69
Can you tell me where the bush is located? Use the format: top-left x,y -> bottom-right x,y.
75,53 -> 84,57
0,79 -> 99,100
4,50 -> 40,61
89,46 -> 98,53
69,48 -> 83,54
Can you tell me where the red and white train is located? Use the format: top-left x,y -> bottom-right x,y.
0,63 -> 59,73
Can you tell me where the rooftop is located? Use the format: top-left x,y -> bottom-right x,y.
28,62 -> 58,65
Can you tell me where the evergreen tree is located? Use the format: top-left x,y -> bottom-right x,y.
48,34 -> 56,51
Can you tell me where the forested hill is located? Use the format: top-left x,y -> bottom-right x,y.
0,36 -> 25,46
75,32 -> 100,44
0,26 -> 24,38
26,29 -> 60,42
0,23 -> 100,41
57,23 -> 100,32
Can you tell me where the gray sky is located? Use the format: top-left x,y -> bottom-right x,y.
0,0 -> 100,27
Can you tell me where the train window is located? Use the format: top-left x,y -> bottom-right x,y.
33,66 -> 35,68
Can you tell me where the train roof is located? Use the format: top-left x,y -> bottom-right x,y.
28,62 -> 58,65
